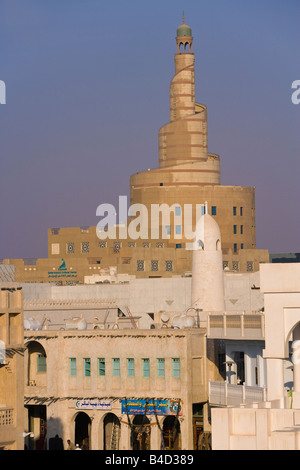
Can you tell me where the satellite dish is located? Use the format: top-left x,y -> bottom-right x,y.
161,312 -> 170,323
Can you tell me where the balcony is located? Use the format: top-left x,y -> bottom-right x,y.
207,312 -> 264,340
209,380 -> 267,407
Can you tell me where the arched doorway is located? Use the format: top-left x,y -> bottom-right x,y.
103,413 -> 120,450
74,412 -> 91,450
131,415 -> 151,450
26,341 -> 47,387
163,416 -> 181,450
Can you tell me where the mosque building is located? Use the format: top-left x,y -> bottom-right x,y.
2,16 -> 269,285
2,17 -> 298,452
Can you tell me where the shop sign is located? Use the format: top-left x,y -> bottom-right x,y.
121,399 -> 181,416
75,399 -> 111,410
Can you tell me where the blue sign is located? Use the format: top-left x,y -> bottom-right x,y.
121,399 -> 181,416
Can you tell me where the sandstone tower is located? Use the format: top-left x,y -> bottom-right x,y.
130,16 -> 257,256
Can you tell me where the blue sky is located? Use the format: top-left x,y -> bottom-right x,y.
0,0 -> 299,258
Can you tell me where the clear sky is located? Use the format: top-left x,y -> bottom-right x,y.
0,0 -> 299,259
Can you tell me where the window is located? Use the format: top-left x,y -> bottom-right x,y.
70,358 -> 76,376
98,358 -> 105,376
137,260 -> 144,271
175,225 -> 181,235
51,243 -> 60,255
240,225 -> 243,234
151,260 -> 158,272
66,242 -> 74,254
157,358 -> 165,377
37,354 -> 47,372
127,358 -> 135,377
211,206 -> 217,216
165,225 -> 171,235
81,242 -> 89,254
165,260 -> 173,272
247,261 -> 253,272
172,358 -> 180,378
113,358 -> 120,377
232,261 -> 239,271
113,242 -> 121,253
201,205 -> 206,215
233,206 -> 237,216
175,206 -> 181,216
240,207 -> 243,216
84,358 -> 91,377
233,243 -> 237,253
233,225 -> 237,234
142,358 -> 150,377
241,243 -> 244,250
176,243 -> 182,249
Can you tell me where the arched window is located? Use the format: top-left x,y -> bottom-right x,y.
26,341 -> 47,387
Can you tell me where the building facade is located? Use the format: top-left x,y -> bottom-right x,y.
2,18 -> 269,285
211,263 -> 300,450
0,284 -> 24,450
24,328 -> 221,450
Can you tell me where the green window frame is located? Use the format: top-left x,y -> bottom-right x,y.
70,357 -> 76,376
84,358 -> 91,377
127,358 -> 135,377
172,358 -> 180,378
142,358 -> 150,377
98,358 -> 105,376
113,358 -> 120,377
157,358 -> 165,377
37,353 -> 47,372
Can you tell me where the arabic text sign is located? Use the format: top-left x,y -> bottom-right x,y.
75,400 -> 111,410
121,399 -> 181,416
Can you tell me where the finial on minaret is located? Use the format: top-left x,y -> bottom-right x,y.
183,12 -> 185,24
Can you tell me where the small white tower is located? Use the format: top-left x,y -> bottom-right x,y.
191,205 -> 225,312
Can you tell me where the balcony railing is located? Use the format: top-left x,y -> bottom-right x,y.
209,380 -> 267,407
0,407 -> 14,426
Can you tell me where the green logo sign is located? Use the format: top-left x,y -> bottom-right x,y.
48,259 -> 78,279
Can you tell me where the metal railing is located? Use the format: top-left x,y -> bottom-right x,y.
209,380 -> 267,406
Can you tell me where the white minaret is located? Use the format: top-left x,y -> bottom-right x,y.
191,204 -> 225,311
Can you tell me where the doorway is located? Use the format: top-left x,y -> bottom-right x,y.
74,412 -> 91,449
103,413 -> 120,450
163,416 -> 181,450
131,415 -> 151,450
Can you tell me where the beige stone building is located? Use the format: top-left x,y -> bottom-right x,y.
0,284 -> 24,450
2,17 -> 268,285
211,263 -> 300,450
24,328 -> 221,450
